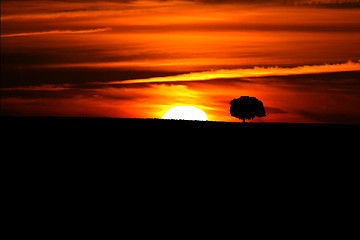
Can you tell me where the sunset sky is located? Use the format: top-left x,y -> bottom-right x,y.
1,0 -> 360,123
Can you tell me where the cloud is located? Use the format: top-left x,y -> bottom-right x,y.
1,27 -> 111,38
113,60 -> 360,84
2,61 -> 360,123
266,107 -> 288,114
298,110 -> 360,124
187,0 -> 360,8
0,0 -> 134,2
2,0 -> 359,7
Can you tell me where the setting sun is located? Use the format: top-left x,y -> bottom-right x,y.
162,106 -> 208,121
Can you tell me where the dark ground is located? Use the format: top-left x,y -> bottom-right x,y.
3,116 -> 359,178
3,116 -> 359,172
2,116 -> 358,138
2,116 -> 358,231
2,115 -> 358,131
2,116 -> 358,151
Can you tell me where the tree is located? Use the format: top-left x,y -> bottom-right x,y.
230,96 -> 266,123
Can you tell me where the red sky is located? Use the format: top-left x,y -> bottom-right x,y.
1,0 -> 360,123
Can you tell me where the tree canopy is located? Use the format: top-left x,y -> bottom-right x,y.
230,96 -> 266,123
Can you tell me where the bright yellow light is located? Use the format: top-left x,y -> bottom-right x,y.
162,106 -> 208,121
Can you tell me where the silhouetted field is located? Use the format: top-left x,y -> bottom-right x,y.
3,115 -> 358,135
2,116 -> 358,148
3,116 -> 358,206
3,115 -> 358,169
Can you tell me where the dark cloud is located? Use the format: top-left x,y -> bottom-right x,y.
264,71 -> 360,92
299,1 -> 360,8
109,22 -> 360,33
0,88 -> 83,100
0,67 -> 186,88
266,107 -> 288,114
198,0 -> 301,4
190,0 -> 360,8
1,49 -> 176,67
298,111 -> 360,124
2,0 -> 359,7
0,0 -> 134,2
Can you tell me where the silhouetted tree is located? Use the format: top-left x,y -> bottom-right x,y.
230,96 -> 266,123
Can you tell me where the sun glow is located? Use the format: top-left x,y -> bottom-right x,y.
162,106 -> 208,121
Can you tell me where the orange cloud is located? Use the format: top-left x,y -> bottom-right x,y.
1,27 -> 111,38
113,60 -> 360,84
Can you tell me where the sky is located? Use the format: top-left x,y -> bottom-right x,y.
1,0 -> 360,123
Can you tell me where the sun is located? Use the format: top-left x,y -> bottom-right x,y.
162,106 -> 208,121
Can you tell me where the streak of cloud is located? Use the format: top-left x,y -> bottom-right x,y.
1,27 -> 111,38
113,60 -> 360,84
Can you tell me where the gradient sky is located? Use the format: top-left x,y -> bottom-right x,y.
1,0 -> 360,123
